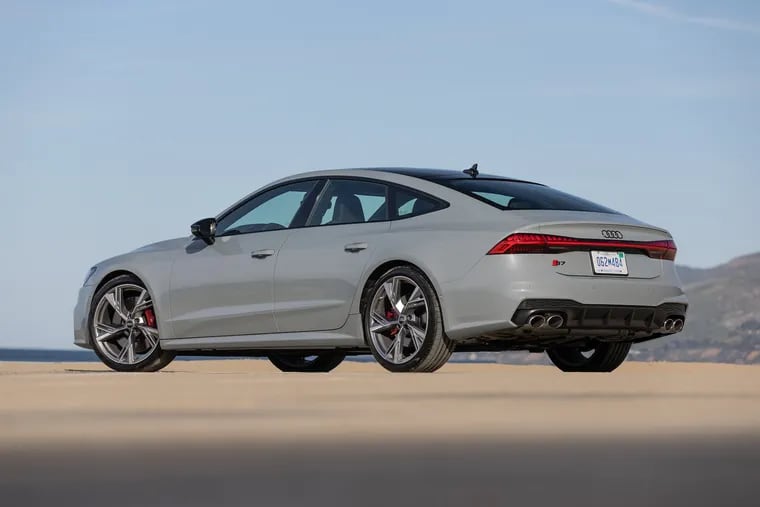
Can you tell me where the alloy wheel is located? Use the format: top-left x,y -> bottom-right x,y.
92,283 -> 160,366
368,275 -> 429,365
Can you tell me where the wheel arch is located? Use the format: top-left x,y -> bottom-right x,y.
359,260 -> 441,311
93,269 -> 142,294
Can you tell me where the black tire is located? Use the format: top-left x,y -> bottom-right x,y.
546,341 -> 631,372
89,274 -> 175,372
363,265 -> 454,373
267,351 -> 346,372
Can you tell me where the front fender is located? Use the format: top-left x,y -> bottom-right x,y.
84,241 -> 184,340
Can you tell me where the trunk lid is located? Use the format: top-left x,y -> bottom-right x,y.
509,211 -> 673,279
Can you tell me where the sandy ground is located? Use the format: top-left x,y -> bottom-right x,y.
1,360 -> 759,506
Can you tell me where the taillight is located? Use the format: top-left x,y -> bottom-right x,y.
487,233 -> 677,261
641,240 -> 678,261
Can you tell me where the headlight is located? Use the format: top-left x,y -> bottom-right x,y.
83,267 -> 97,286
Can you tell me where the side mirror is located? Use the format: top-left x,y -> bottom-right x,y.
191,218 -> 217,245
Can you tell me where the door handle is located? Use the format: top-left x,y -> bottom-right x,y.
251,249 -> 276,259
344,242 -> 368,253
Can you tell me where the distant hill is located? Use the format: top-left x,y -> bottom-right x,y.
635,253 -> 760,364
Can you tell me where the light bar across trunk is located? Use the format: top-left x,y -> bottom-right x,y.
487,233 -> 677,261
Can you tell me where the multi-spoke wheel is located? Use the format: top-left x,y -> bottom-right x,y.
546,341 -> 631,372
267,351 -> 346,372
89,274 -> 175,372
364,266 -> 453,372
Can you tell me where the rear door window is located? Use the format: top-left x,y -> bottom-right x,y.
307,179 -> 389,226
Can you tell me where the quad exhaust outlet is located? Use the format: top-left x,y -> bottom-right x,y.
525,312 -> 684,333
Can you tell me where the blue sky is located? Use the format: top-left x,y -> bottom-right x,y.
1,0 -> 758,349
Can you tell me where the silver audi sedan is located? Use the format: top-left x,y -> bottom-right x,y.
74,167 -> 687,373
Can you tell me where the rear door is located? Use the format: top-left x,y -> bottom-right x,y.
274,178 -> 391,333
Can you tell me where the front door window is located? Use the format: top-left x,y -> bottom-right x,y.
216,180 -> 319,236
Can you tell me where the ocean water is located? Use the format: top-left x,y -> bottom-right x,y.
0,348 -> 99,362
0,348 -> 241,362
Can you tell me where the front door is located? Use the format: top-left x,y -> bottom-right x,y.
167,179 -> 321,338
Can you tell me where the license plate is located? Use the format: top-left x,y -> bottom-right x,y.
590,251 -> 628,275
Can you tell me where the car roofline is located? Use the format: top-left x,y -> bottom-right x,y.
274,167 -> 544,186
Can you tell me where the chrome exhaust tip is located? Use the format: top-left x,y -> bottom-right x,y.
528,315 -> 546,329
546,314 -> 564,329
663,319 -> 675,332
673,319 -> 684,332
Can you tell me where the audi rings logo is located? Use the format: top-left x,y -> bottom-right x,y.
601,230 -> 624,239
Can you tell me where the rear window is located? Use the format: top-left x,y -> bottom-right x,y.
444,179 -> 619,214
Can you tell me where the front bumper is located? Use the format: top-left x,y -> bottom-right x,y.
73,284 -> 96,349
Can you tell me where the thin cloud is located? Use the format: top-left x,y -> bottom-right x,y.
608,0 -> 760,35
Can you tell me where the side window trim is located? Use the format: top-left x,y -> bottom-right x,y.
215,178 -> 325,237
304,179 -> 334,227
214,176 -> 450,235
289,179 -> 327,229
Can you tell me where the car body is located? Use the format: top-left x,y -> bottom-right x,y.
74,167 -> 687,373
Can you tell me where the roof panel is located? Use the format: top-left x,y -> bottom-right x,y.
364,167 -> 540,185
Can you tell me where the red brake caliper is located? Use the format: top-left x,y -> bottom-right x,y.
144,308 -> 156,328
387,309 -> 400,336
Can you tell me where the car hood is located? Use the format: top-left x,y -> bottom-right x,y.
91,237 -> 188,272
132,237 -> 189,254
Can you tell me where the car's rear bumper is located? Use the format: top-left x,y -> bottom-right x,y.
73,285 -> 95,349
439,255 -> 688,341
511,299 -> 687,332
